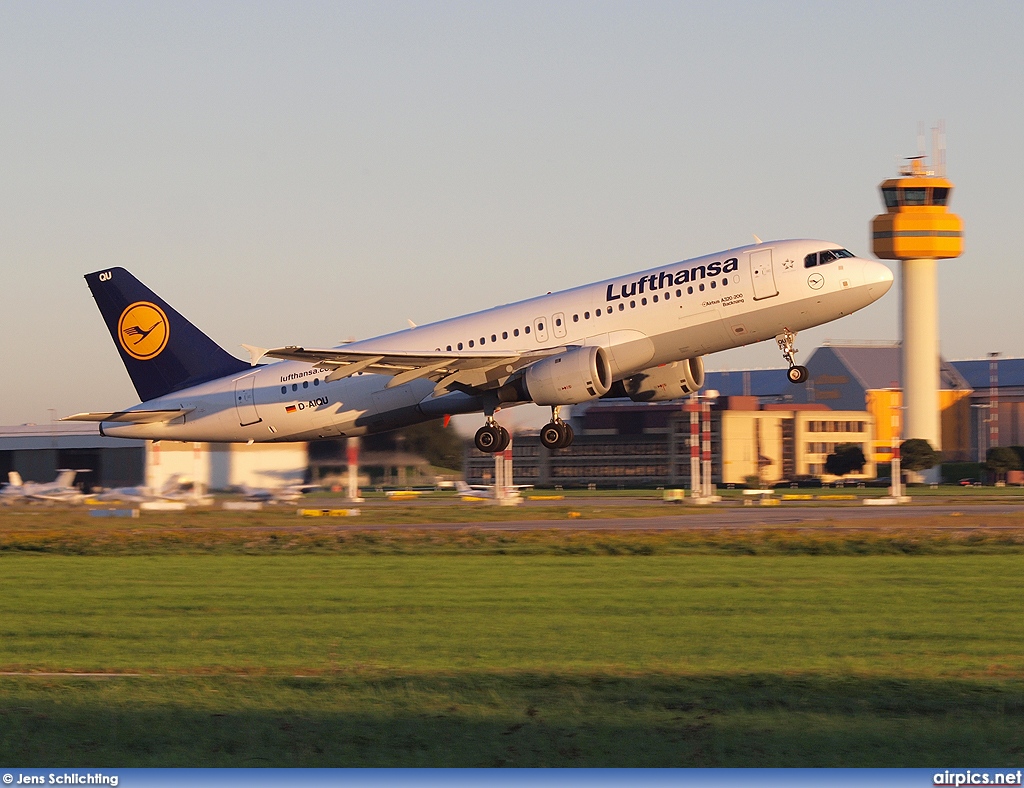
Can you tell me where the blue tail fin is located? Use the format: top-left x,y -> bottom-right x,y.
85,267 -> 250,402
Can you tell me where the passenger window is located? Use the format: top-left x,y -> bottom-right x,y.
630,301 -> 636,308
641,298 -> 647,305
618,303 -> 624,311
491,334 -> 497,342
303,381 -> 309,388
469,340 -> 474,347
502,332 -> 508,339
584,312 -> 590,320
572,314 -> 579,322
281,386 -> 287,394
458,342 -> 464,350
446,345 -> 452,351
480,337 -> 485,345
595,309 -> 601,317
722,278 -> 728,286
687,286 -> 693,294
314,379 -> 319,386
653,295 -> 658,303
676,289 -> 682,297
555,318 -> 562,327
525,326 -> 531,334
699,284 -> 705,291
292,384 -> 298,391
710,281 -> 716,289
513,329 -> 519,337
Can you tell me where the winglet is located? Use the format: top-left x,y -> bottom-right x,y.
241,344 -> 268,366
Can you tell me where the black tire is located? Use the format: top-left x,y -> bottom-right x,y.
495,426 -> 511,452
475,424 -> 501,453
540,422 -> 565,450
559,422 -> 575,449
787,365 -> 809,384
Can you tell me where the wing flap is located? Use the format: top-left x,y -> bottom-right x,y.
62,409 -> 194,424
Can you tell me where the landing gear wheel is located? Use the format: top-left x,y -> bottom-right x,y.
494,426 -> 511,452
540,421 -> 566,450
474,424 -> 502,453
787,365 -> 809,384
540,421 -> 574,450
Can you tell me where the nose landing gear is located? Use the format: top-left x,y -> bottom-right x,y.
539,406 -> 574,450
776,328 -> 809,384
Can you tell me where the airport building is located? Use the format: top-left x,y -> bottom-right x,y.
0,422 -> 307,493
4,350 -> 1020,493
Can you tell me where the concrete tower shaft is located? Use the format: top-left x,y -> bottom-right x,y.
900,257 -> 941,449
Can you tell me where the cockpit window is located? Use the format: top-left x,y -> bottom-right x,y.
806,248 -> 854,267
902,188 -> 927,206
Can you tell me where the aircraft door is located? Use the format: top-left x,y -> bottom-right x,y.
234,375 -> 262,426
552,312 -> 567,339
749,249 -> 779,300
533,317 -> 549,343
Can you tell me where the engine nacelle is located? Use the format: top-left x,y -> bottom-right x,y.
522,346 -> 613,405
623,357 -> 705,402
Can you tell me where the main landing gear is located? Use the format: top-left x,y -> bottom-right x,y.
539,406 -> 574,451
474,407 -> 575,454
776,328 -> 809,384
474,416 -> 510,453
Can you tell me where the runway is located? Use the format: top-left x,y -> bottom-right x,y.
280,501 -> 1024,532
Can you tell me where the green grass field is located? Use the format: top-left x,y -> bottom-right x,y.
2,540 -> 1024,766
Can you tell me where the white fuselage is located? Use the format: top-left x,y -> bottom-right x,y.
101,240 -> 893,443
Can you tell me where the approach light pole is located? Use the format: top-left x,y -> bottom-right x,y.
687,389 -> 720,504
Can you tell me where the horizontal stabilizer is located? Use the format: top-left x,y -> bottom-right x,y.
62,409 -> 194,424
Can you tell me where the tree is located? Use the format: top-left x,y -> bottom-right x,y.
985,446 -> 1022,483
900,439 -> 940,473
824,443 -> 867,477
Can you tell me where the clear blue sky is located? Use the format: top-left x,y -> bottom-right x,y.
2,1 -> 1022,427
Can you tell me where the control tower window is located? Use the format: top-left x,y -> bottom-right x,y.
902,188 -> 927,206
931,187 -> 949,206
882,188 -> 899,209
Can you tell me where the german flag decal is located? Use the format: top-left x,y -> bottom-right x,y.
285,405 -> 297,413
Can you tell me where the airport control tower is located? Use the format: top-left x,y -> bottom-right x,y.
871,133 -> 963,453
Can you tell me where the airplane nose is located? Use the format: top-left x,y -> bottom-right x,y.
863,260 -> 894,293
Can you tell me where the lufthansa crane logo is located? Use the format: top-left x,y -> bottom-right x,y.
118,301 -> 169,360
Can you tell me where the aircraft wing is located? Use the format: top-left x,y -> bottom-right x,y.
247,345 -> 563,395
62,409 -> 194,424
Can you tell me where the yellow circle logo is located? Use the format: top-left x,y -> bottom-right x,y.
118,301 -> 169,360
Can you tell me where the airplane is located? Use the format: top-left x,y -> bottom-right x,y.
85,474 -> 192,504
64,240 -> 893,452
454,480 -> 534,500
236,483 -> 317,504
0,470 -> 87,504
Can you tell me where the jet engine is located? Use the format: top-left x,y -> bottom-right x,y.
519,346 -> 613,405
621,357 -> 705,402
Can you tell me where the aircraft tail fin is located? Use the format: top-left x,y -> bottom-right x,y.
84,268 -> 250,402
8,471 -> 23,487
54,469 -> 78,488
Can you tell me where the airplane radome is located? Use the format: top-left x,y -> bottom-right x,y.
65,240 -> 893,453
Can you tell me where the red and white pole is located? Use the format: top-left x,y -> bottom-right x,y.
687,395 -> 700,496
701,400 -> 712,499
